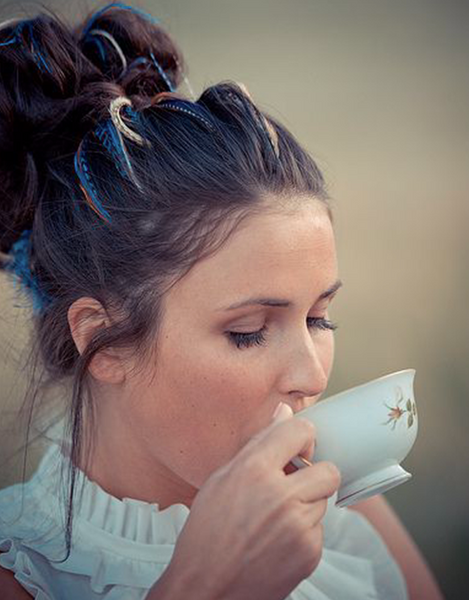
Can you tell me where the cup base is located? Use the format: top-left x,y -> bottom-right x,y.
335,464 -> 412,508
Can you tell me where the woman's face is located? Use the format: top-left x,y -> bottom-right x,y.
121,199 -> 341,495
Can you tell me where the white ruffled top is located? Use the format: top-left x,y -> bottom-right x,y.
0,438 -> 409,600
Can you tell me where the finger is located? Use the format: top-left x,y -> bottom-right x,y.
285,461 -> 341,503
245,402 -> 294,447
245,416 -> 317,471
284,455 -> 314,476
290,455 -> 315,470
295,498 -> 329,529
272,402 -> 293,423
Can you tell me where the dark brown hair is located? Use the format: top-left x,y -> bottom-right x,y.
0,2 -> 330,559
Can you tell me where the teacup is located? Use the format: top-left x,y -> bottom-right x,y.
291,369 -> 418,508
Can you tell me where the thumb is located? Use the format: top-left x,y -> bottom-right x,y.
243,402 -> 294,451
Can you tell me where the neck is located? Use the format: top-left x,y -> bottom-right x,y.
76,401 -> 198,510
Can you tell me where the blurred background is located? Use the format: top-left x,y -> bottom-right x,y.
0,0 -> 468,598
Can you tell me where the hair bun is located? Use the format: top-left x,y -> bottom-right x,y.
77,2 -> 185,101
0,3 -> 186,253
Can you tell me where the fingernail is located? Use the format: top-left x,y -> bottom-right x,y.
272,402 -> 293,421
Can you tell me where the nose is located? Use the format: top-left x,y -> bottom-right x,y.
278,333 -> 329,409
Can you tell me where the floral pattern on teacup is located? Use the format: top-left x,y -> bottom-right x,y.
382,386 -> 417,430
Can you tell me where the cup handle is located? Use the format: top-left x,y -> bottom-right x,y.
290,455 -> 314,470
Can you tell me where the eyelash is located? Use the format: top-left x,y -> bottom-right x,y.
227,317 -> 338,350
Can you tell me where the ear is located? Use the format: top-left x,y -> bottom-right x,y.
67,297 -> 126,384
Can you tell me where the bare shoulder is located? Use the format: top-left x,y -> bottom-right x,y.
0,558 -> 34,599
348,495 -> 445,600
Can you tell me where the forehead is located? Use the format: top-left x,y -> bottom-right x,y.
165,201 -> 337,309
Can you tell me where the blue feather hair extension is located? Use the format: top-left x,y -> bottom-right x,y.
25,21 -> 53,74
0,17 -> 21,47
74,138 -> 113,224
82,30 -> 107,66
0,19 -> 53,74
127,55 -> 196,101
94,119 -> 142,189
157,99 -> 216,132
86,29 -> 127,77
95,120 -> 128,177
81,2 -> 160,39
4,229 -> 53,315
149,51 -> 175,92
0,35 -> 17,47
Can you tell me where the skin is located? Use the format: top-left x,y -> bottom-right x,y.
70,197 -> 339,509
0,195 -> 444,599
349,495 -> 445,599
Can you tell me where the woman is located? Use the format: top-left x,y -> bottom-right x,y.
0,3 -> 444,599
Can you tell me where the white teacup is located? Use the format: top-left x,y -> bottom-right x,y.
292,369 -> 418,508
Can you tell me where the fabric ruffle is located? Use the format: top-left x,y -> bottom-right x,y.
0,439 -> 408,599
293,549 -> 377,599
0,538 -> 54,600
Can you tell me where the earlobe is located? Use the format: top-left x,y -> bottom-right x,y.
67,297 -> 126,384
88,350 -> 127,385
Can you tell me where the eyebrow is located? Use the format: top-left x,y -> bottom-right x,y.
217,279 -> 343,312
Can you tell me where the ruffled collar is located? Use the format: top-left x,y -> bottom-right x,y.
36,439 -> 191,555
3,434 -> 398,598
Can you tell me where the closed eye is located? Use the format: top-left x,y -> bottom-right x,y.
227,316 -> 338,350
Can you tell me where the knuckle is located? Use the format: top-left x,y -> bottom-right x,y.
281,484 -> 299,509
238,451 -> 266,476
324,461 -> 341,487
317,497 -> 328,520
298,418 -> 316,437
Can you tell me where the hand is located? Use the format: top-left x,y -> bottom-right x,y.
151,403 -> 341,600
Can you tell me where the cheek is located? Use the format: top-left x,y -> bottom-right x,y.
321,331 -> 335,379
133,341 -> 269,487
318,331 -> 335,380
